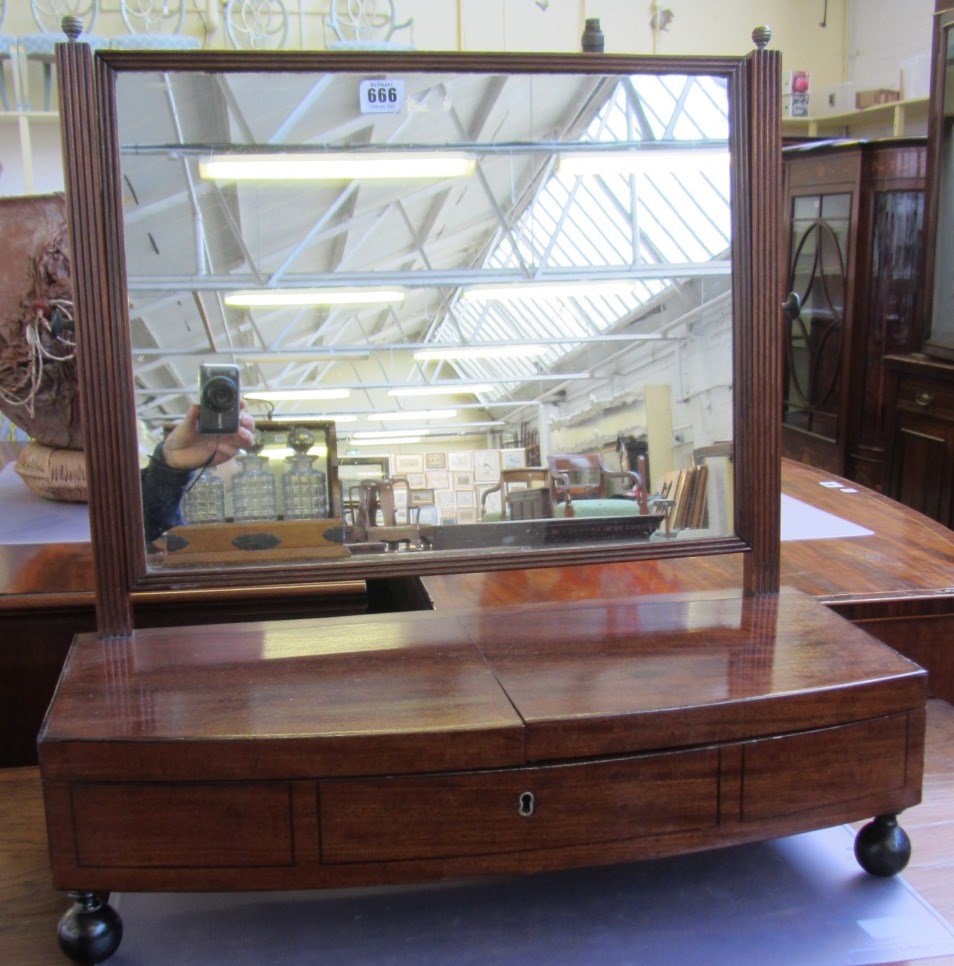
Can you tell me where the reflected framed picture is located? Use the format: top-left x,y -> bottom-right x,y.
500,448 -> 527,469
426,470 -> 449,490
448,451 -> 473,471
474,450 -> 499,482
394,453 -> 424,474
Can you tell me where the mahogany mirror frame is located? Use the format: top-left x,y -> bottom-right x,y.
55,42 -> 781,636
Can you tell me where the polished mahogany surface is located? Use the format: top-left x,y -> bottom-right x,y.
420,459 -> 954,609
40,591 -> 924,781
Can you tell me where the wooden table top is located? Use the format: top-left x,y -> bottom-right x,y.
421,460 -> 954,612
2,457 -> 952,613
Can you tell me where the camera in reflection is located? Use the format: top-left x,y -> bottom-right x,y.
198,363 -> 240,435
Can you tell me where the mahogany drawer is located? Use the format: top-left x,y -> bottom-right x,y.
896,377 -> 954,421
71,782 -> 295,868
319,747 -> 719,863
741,714 -> 909,822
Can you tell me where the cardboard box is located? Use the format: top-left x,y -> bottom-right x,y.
855,89 -> 900,110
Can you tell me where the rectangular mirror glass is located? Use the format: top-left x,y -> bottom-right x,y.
105,57 -> 742,579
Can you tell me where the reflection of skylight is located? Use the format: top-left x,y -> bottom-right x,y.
426,74 -> 731,395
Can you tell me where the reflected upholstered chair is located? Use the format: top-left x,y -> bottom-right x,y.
111,0 -> 201,50
224,0 -> 289,50
322,0 -> 413,50
0,0 -> 24,111
546,453 -> 648,517
19,0 -> 108,111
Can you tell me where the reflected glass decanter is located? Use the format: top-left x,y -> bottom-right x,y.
181,468 -> 225,525
231,430 -> 277,522
281,426 -> 328,519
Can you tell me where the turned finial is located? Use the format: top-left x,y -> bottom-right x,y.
581,17 -> 605,53
752,25 -> 771,50
62,16 -> 84,41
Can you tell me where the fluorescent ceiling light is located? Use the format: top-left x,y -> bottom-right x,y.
353,429 -> 433,440
225,289 -> 404,308
558,147 -> 730,178
462,281 -> 638,302
260,445 -> 328,460
244,389 -> 351,402
199,152 -> 476,181
269,413 -> 358,424
414,345 -> 546,362
373,409 -> 457,421
351,436 -> 422,446
388,384 -> 494,398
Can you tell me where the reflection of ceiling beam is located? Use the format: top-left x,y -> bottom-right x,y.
126,262 -> 731,292
132,374 -> 599,399
131,334 -> 677,357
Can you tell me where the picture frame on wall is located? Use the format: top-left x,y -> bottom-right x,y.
410,488 -> 435,506
452,471 -> 474,488
426,470 -> 450,490
500,448 -> 527,470
394,453 -> 425,474
425,452 -> 447,470
456,490 -> 476,508
474,450 -> 499,482
447,451 -> 473,471
405,473 -> 427,489
457,507 -> 477,524
435,489 -> 456,508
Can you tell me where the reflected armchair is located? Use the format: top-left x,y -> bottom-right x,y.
480,467 -> 568,521
546,453 -> 648,517
348,476 -> 426,548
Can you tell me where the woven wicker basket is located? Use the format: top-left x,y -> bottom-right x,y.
14,441 -> 88,503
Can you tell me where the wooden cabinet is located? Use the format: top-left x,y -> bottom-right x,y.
782,139 -> 926,489
883,354 -> 954,527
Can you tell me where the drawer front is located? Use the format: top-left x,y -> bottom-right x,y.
72,782 -> 295,868
320,748 -> 719,863
741,715 -> 909,822
897,377 -> 954,421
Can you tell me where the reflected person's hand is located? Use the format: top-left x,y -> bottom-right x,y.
160,401 -> 255,471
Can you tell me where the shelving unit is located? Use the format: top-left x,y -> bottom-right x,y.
782,97 -> 929,139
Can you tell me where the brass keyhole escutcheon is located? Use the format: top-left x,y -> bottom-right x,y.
518,790 -> 535,817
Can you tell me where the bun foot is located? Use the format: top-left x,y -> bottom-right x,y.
57,891 -> 123,964
854,814 -> 912,877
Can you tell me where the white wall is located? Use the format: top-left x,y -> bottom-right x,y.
847,0 -> 936,98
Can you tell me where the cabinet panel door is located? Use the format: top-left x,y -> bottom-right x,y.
891,415 -> 954,527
